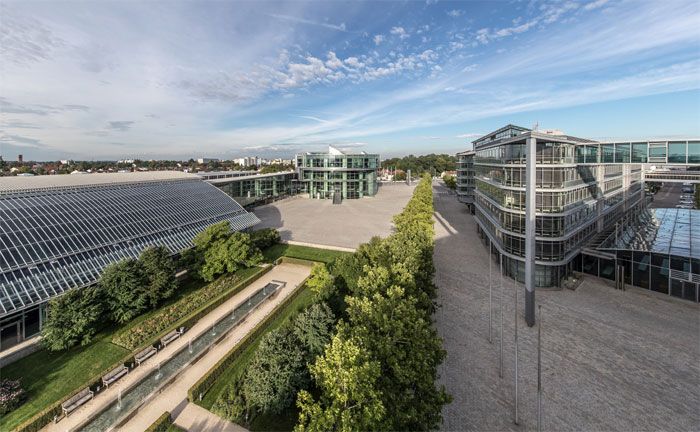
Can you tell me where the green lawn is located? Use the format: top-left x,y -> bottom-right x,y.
263,243 -> 351,264
199,287 -> 315,411
0,267 -> 255,431
0,330 -> 128,431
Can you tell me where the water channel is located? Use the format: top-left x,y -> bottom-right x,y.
79,281 -> 283,431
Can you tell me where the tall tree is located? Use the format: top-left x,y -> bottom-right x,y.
295,334 -> 386,432
243,327 -> 308,415
292,303 -> 335,362
42,286 -> 103,351
101,258 -> 148,323
347,269 -> 451,431
193,222 -> 262,281
139,246 -> 178,307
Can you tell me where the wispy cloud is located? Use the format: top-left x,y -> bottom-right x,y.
268,13 -> 347,32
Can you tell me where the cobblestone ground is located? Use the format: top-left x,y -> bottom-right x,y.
433,183 -> 700,432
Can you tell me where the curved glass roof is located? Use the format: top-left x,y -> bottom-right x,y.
0,177 -> 260,316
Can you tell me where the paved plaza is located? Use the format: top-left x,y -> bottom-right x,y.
432,182 -> 700,432
252,182 -> 416,250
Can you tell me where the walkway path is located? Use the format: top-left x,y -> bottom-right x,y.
43,262 -> 311,432
173,403 -> 245,432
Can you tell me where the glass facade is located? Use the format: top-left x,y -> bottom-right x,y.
0,175 -> 260,349
456,151 -> 475,210
210,172 -> 299,207
296,147 -> 379,200
461,127 -> 700,289
589,208 -> 700,303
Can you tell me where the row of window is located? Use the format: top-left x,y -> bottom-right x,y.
475,194 -> 598,238
476,180 -> 598,213
298,155 -> 379,169
474,140 -> 700,165
475,208 -> 598,261
474,165 -> 599,189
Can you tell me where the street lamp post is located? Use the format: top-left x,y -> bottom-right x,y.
525,136 -> 537,327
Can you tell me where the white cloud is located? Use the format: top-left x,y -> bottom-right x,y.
390,26 -> 410,40
447,10 -> 464,17
456,133 -> 482,138
325,51 -> 343,69
584,0 -> 610,11
344,56 -> 364,68
373,34 -> 384,45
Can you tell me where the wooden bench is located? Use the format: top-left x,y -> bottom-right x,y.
160,329 -> 181,347
61,387 -> 94,416
102,364 -> 128,388
134,345 -> 157,366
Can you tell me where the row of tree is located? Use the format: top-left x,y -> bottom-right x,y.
381,153 -> 456,176
213,300 -> 336,423
41,223 -> 277,351
295,174 -> 451,431
41,246 -> 178,351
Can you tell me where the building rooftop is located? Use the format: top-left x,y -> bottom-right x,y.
301,145 -> 376,156
206,171 -> 296,185
598,208 -> 700,259
0,171 -> 198,194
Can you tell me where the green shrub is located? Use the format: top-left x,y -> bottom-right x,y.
0,379 -> 25,415
250,228 -> 281,250
145,411 -> 172,432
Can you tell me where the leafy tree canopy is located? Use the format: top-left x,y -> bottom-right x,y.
295,335 -> 386,432
139,246 -> 178,307
101,258 -> 149,323
42,286 -> 103,351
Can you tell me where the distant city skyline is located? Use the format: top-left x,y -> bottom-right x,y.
1,0 -> 699,161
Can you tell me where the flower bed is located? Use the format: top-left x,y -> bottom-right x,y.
112,266 -> 268,350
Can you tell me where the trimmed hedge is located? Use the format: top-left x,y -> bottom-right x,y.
188,276 -> 310,403
13,266 -> 271,432
145,412 -> 173,432
274,256 -> 319,267
113,266 -> 270,350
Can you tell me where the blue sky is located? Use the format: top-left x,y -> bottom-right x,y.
1,0 -> 699,161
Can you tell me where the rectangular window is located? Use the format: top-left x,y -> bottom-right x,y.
614,143 -> 630,163
601,145 -> 615,163
648,144 -> 666,159
668,142 -> 687,163
586,145 -> 598,163
689,142 -> 700,163
631,142 -> 648,162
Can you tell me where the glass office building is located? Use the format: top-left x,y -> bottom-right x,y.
456,150 -> 475,212
207,171 -> 299,207
0,172 -> 260,351
458,124 -> 700,291
296,146 -> 379,200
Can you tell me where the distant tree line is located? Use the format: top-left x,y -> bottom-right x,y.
381,153 -> 456,176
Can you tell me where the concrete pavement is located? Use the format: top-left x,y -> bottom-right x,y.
432,182 -> 700,431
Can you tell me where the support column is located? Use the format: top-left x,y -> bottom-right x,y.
525,136 -> 536,327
